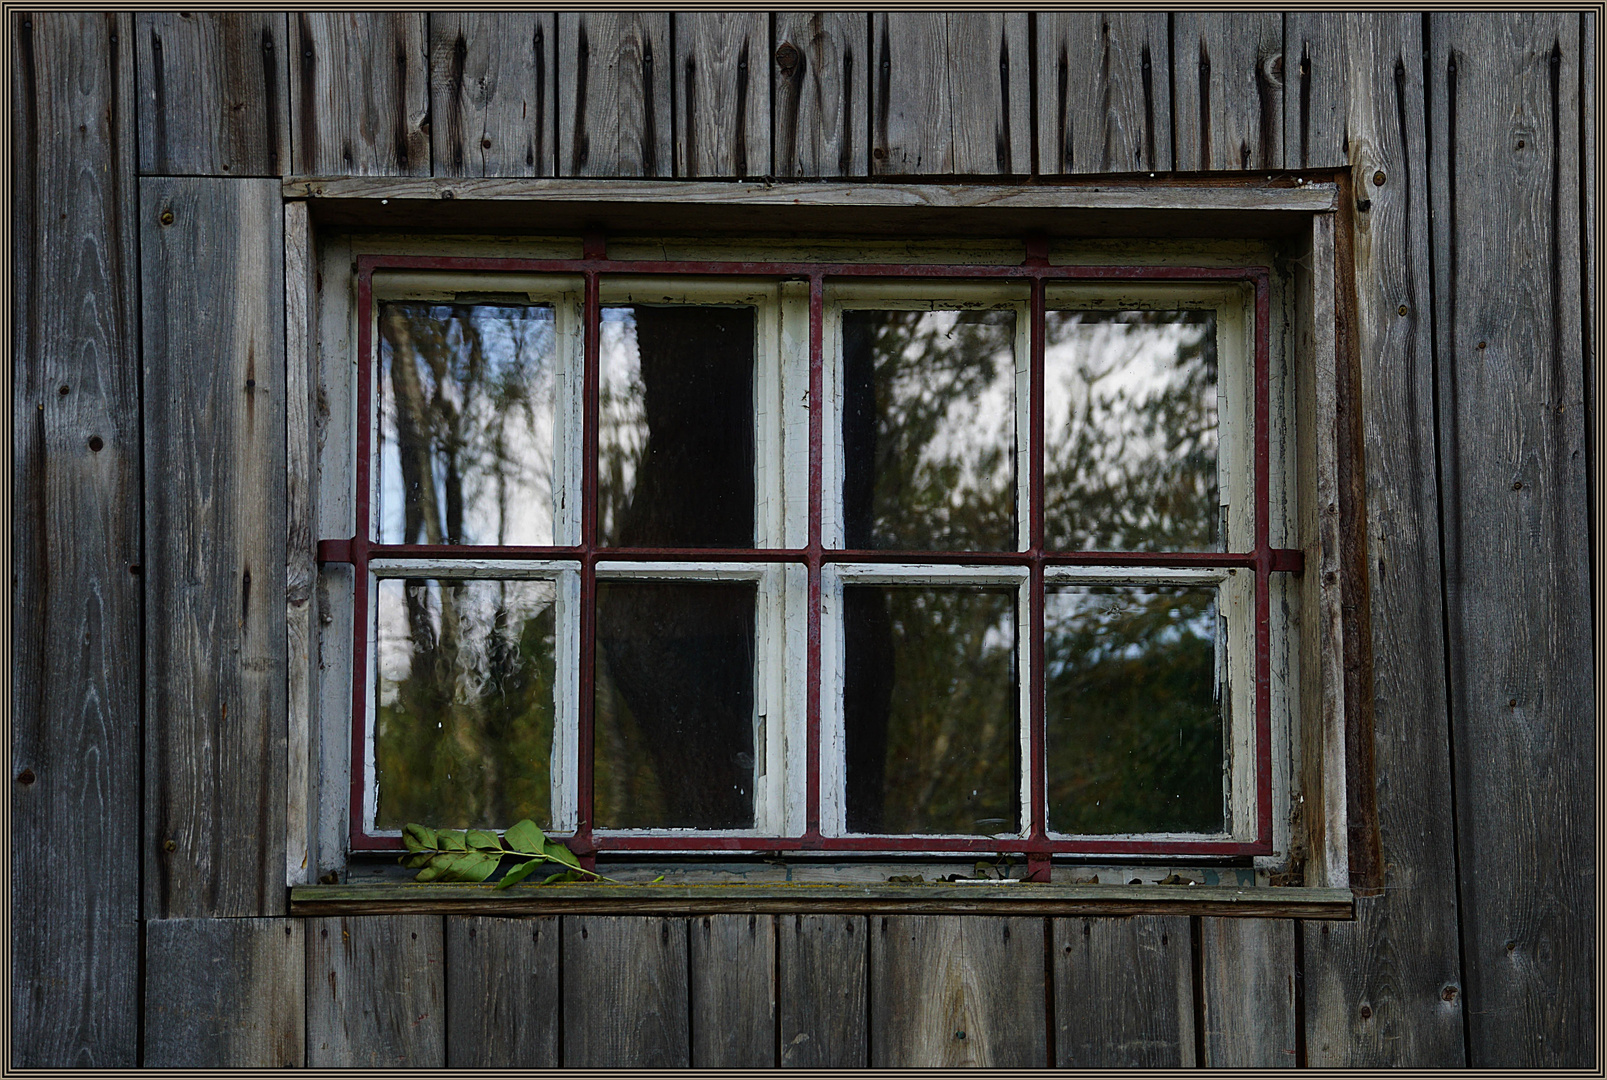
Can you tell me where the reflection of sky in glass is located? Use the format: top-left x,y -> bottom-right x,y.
1043,311 -> 1218,551
598,308 -> 644,542
891,310 -> 1015,499
378,304 -> 557,545
375,577 -> 558,709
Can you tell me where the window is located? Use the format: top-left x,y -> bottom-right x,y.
317,235 -> 1309,879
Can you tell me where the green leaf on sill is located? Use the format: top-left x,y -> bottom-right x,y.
504,819 -> 546,855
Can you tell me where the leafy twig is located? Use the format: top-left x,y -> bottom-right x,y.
398,819 -> 618,888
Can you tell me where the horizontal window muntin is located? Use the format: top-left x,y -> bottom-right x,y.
341,252 -> 1284,863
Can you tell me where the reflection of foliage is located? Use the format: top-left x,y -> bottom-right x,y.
1044,311 -> 1218,551
844,309 -> 1016,551
847,586 -> 1018,834
1044,587 -> 1224,834
380,303 -> 554,546
375,579 -> 556,830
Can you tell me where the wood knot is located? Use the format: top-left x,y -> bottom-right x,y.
15,768 -> 34,785
774,42 -> 801,77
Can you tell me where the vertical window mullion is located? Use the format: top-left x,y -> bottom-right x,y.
805,273 -> 825,841
576,267 -> 601,855
1027,275 -> 1048,867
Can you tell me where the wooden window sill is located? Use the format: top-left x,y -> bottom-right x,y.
289,882 -> 1355,920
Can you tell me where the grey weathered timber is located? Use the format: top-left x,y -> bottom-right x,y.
690,914 -> 776,1066
1053,916 -> 1194,1067
1200,917 -> 1296,1066
674,13 -> 769,178
870,916 -> 1046,1066
1173,13 -> 1285,171
773,13 -> 867,178
1284,12 -> 1347,170
563,916 -> 690,1066
557,13 -> 672,178
143,919 -> 305,1066
10,11 -> 141,1067
135,13 -> 289,176
142,176 -> 286,918
1298,13 -> 1466,1067
444,916 -> 560,1067
1035,12 -> 1171,174
1429,12 -> 1594,1067
870,13 -> 1031,175
429,12 -> 556,179
778,915 -> 868,1068
290,12 -> 428,176
284,197 -> 314,886
307,915 -> 446,1066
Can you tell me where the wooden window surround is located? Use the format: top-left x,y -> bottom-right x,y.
286,178 -> 1366,919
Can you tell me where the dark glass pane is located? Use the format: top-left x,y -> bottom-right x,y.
1043,310 -> 1219,551
844,586 -> 1019,834
1044,584 -> 1226,834
595,581 -> 757,829
378,302 -> 557,545
842,309 -> 1017,551
374,577 -> 556,830
599,306 -> 755,547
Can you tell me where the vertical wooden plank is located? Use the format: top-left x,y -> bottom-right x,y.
556,13 -> 672,178
1035,12 -> 1171,174
870,916 -> 1045,1067
144,918 -> 305,1067
1173,13 -> 1285,171
870,13 -> 1031,175
142,176 -> 286,919
1284,12 -> 1347,170
563,916 -> 690,1066
674,13 -> 770,178
1429,12 -> 1594,1067
430,12 -> 556,179
445,916 -> 560,1067
284,198 -> 314,887
135,13 -> 290,176
690,914 -> 775,1066
290,12 -> 428,176
1199,917 -> 1296,1067
773,13 -> 867,178
10,11 -> 141,1067
778,914 -> 867,1068
1298,13 -> 1466,1067
307,915 -> 445,1066
1053,916 -> 1194,1067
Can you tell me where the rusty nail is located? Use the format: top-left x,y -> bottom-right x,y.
164,839 -> 177,852
1398,304 -> 1409,316
1373,170 -> 1386,186
88,436 -> 103,452
1477,340 -> 1487,350
159,209 -> 174,226
1513,481 -> 1522,490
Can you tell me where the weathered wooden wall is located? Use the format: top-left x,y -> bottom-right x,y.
11,10 -> 1595,1068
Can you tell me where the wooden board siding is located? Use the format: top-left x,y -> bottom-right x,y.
557,13 -> 672,178
1053,916 -> 1194,1067
1297,13 -> 1467,1067
562,916 -> 690,1066
869,916 -> 1046,1066
1199,917 -> 1297,1066
284,197 -> 314,887
290,13 -> 428,177
307,915 -> 446,1066
141,176 -> 286,919
869,13 -> 1031,175
674,13 -> 769,179
444,916 -> 560,1067
143,919 -> 305,1067
1035,12 -> 1171,175
778,915 -> 868,1067
1429,12 -> 1594,1067
690,914 -> 776,1066
429,13 -> 556,179
773,13 -> 867,178
1284,12 -> 1347,171
135,13 -> 289,177
1173,13 -> 1285,171
10,11 -> 142,1067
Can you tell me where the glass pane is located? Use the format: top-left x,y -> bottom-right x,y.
374,577 -> 557,830
599,306 -> 756,547
843,585 -> 1019,834
1043,310 -> 1219,551
841,309 -> 1017,551
378,302 -> 558,546
1044,584 -> 1226,834
595,581 -> 757,829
